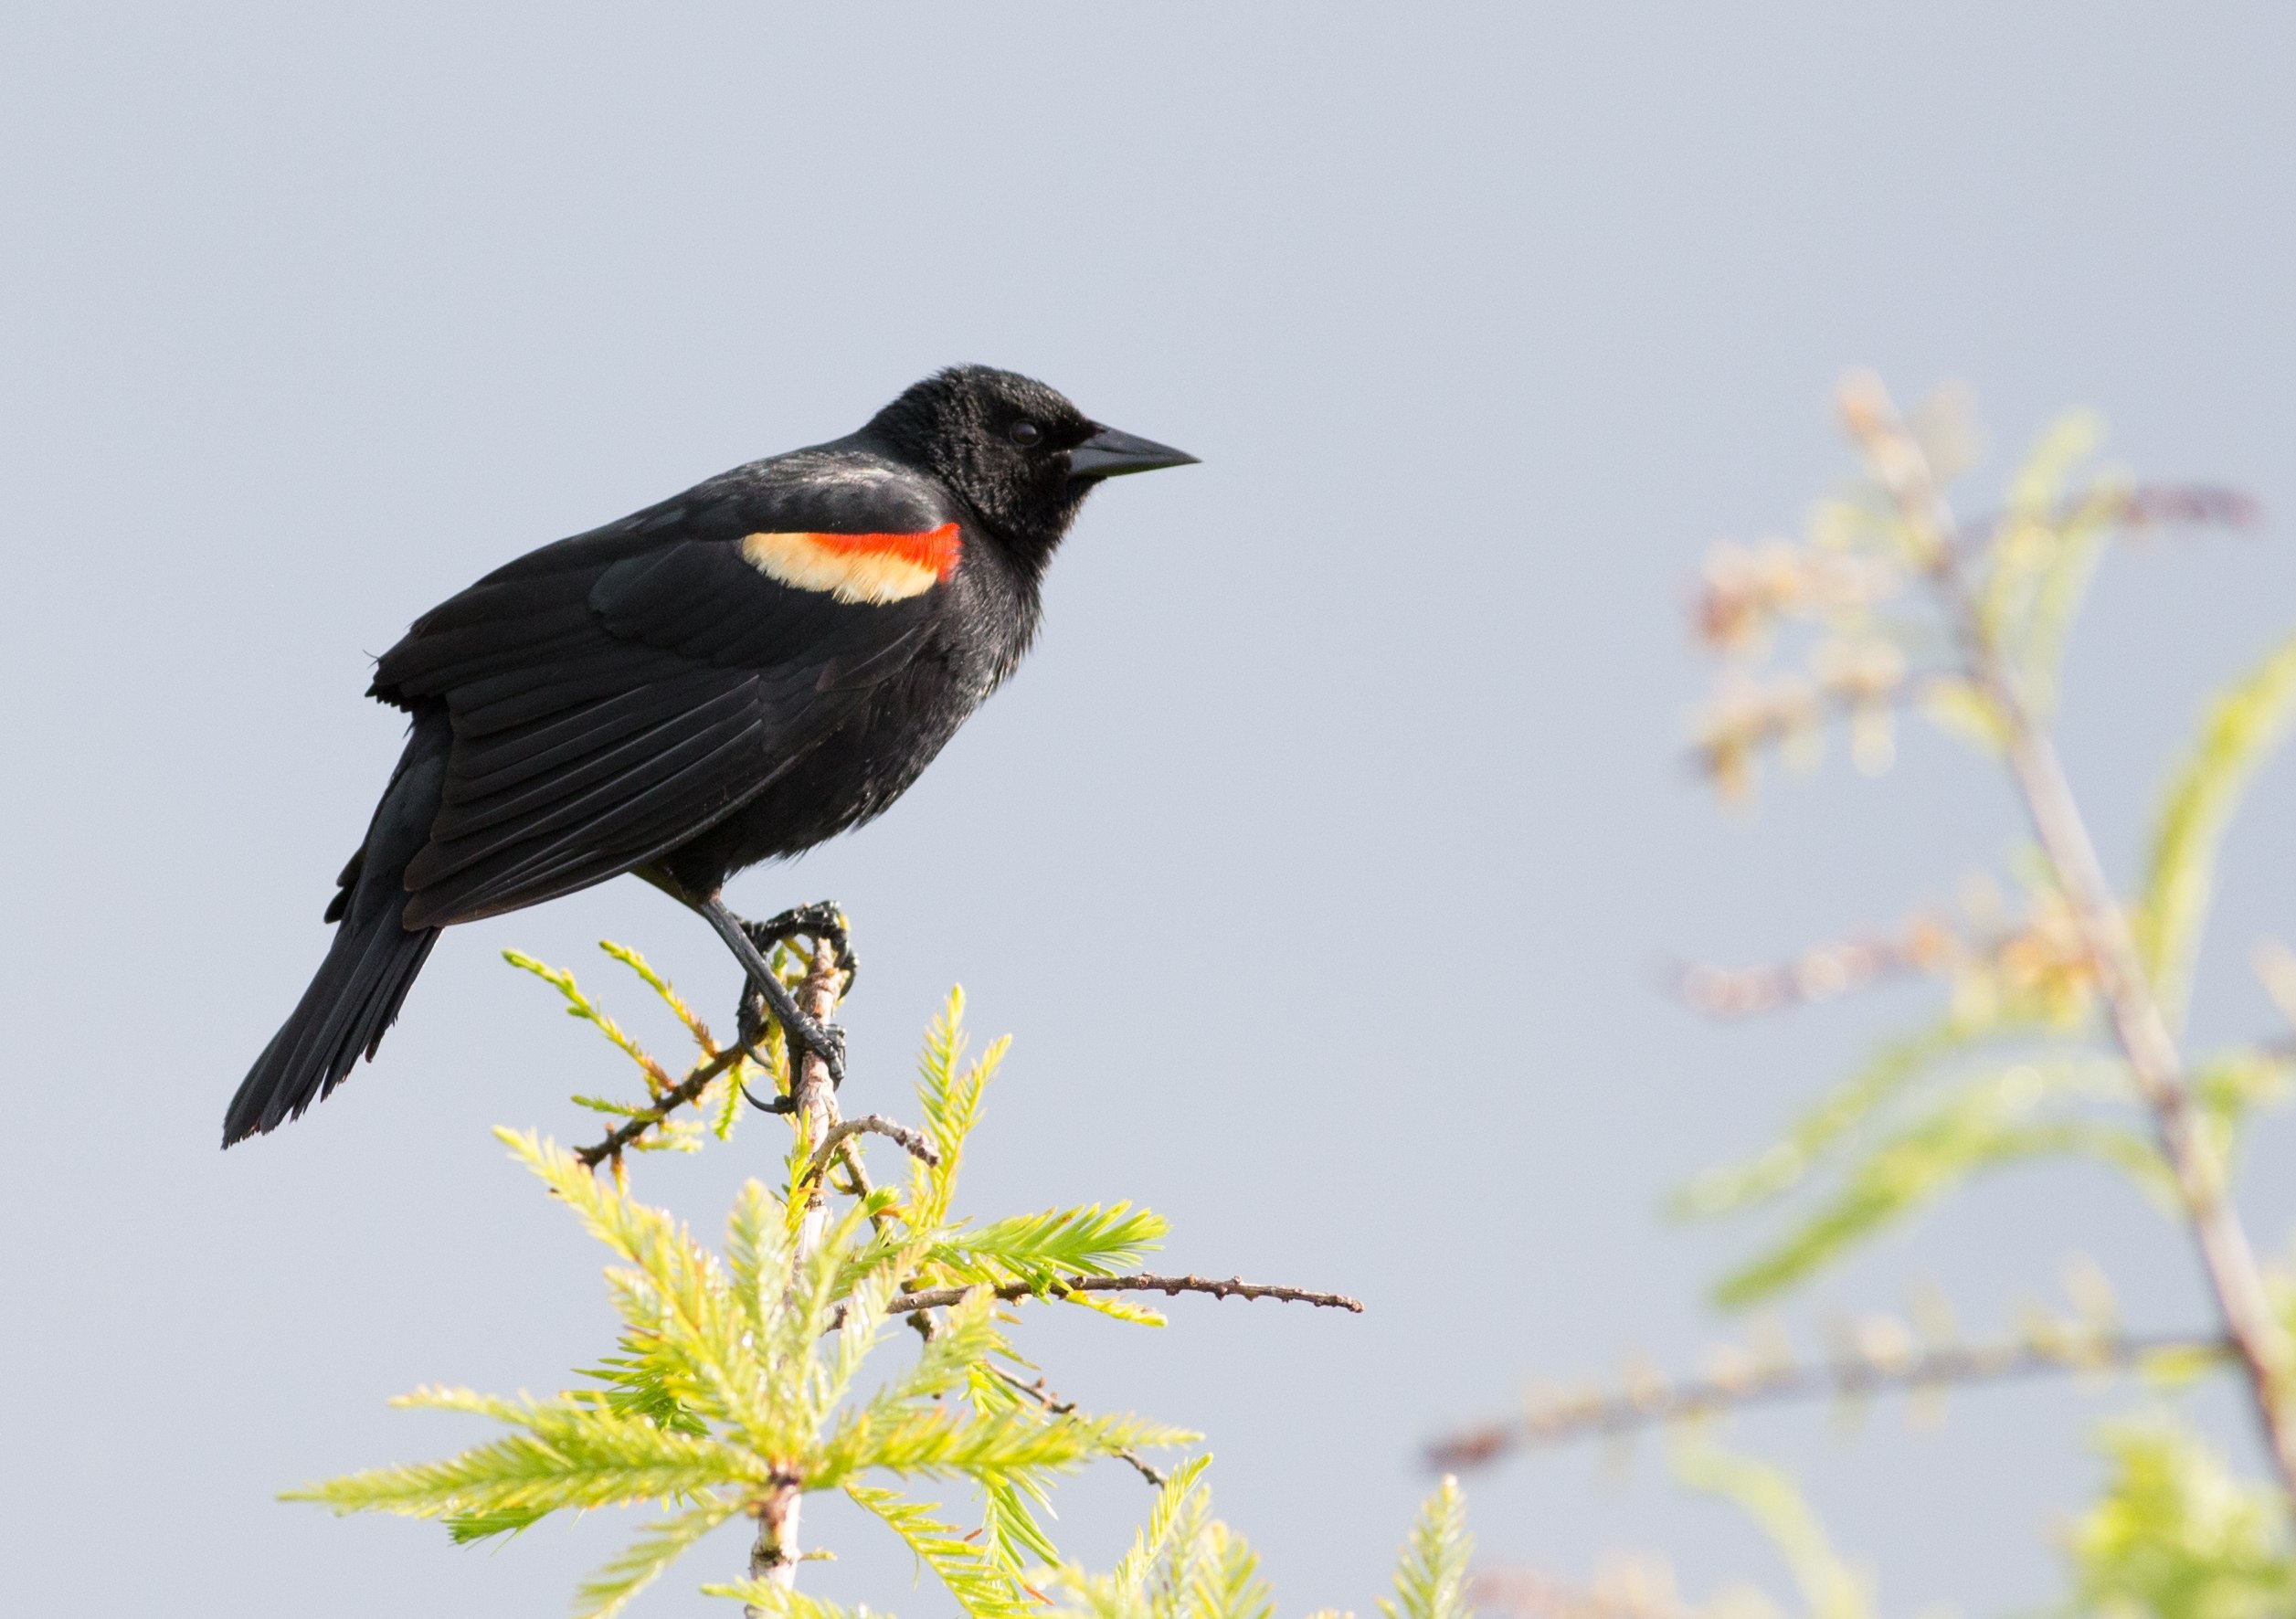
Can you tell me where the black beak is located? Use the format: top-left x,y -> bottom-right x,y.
1067,425 -> 1200,481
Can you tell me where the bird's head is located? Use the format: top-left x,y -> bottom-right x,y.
865,365 -> 1195,563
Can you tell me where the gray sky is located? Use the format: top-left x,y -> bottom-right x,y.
5,4 -> 2295,1613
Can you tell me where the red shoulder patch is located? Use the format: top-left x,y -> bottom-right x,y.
738,524 -> 962,605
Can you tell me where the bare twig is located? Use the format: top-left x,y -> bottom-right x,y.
800,1114 -> 938,1185
830,1136 -> 910,1243
575,1043 -> 746,1169
2111,484 -> 2261,533
1669,902 -> 2100,1022
1426,1328 -> 2227,1467
1935,487 -> 2261,563
829,1272 -> 1363,1331
1845,375 -> 2296,1497
990,1367 -> 1168,1487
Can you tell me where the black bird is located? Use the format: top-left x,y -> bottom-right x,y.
224,365 -> 1193,1146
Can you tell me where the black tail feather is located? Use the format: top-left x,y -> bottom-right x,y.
223,909 -> 439,1144
224,707 -> 451,1147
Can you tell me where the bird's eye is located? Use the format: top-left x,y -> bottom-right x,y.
1009,419 -> 1042,448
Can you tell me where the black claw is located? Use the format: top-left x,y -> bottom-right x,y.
735,999 -> 847,1091
814,1021 -> 848,1090
772,1015 -> 845,1090
739,901 -> 859,992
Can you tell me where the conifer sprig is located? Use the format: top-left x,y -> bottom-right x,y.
847,1482 -> 1042,1615
290,1116 -> 1194,1613
503,937 -> 799,1170
504,948 -> 680,1098
931,1202 -> 1169,1288
1381,1475 -> 1473,1619
288,968 -> 1383,1614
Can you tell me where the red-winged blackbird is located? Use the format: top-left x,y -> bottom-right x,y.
224,366 -> 1194,1147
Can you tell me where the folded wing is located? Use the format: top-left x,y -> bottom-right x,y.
369,469 -> 949,927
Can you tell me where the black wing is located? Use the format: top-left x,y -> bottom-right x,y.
369,456 -> 952,928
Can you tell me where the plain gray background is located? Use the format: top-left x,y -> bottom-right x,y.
5,4 -> 2295,1613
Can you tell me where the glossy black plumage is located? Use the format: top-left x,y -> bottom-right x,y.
226,366 -> 1193,1146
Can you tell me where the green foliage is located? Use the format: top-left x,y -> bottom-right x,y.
577,1501 -> 749,1617
1106,1455 -> 1216,1593
911,988 -> 1010,1231
503,947 -> 680,1098
2133,631 -> 2296,1032
1378,1476 -> 1473,1619
1678,994 -> 2183,1308
848,1482 -> 1040,1618
1673,1440 -> 1874,1619
1043,1465 -> 1476,1619
509,939 -> 757,1155
932,1202 -> 1169,1291
1674,1018 -> 2016,1217
290,990 -> 1198,1617
293,952 -> 1444,1614
2066,1422 -> 2296,1618
1682,427 -> 2296,1308
1047,1460 -> 1277,1619
1660,385 -> 2296,1619
1704,1054 -> 2168,1308
1977,409 -> 2127,718
697,1584 -> 868,1619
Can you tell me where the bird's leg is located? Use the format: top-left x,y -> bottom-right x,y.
730,901 -> 857,1116
695,894 -> 848,1095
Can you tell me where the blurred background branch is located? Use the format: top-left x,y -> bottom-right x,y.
1436,375 -> 2296,1617
1430,1325 -> 2227,1467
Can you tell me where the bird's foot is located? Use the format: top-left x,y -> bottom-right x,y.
735,996 -> 850,1096
701,895 -> 852,1095
739,900 -> 859,992
797,1018 -> 849,1092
